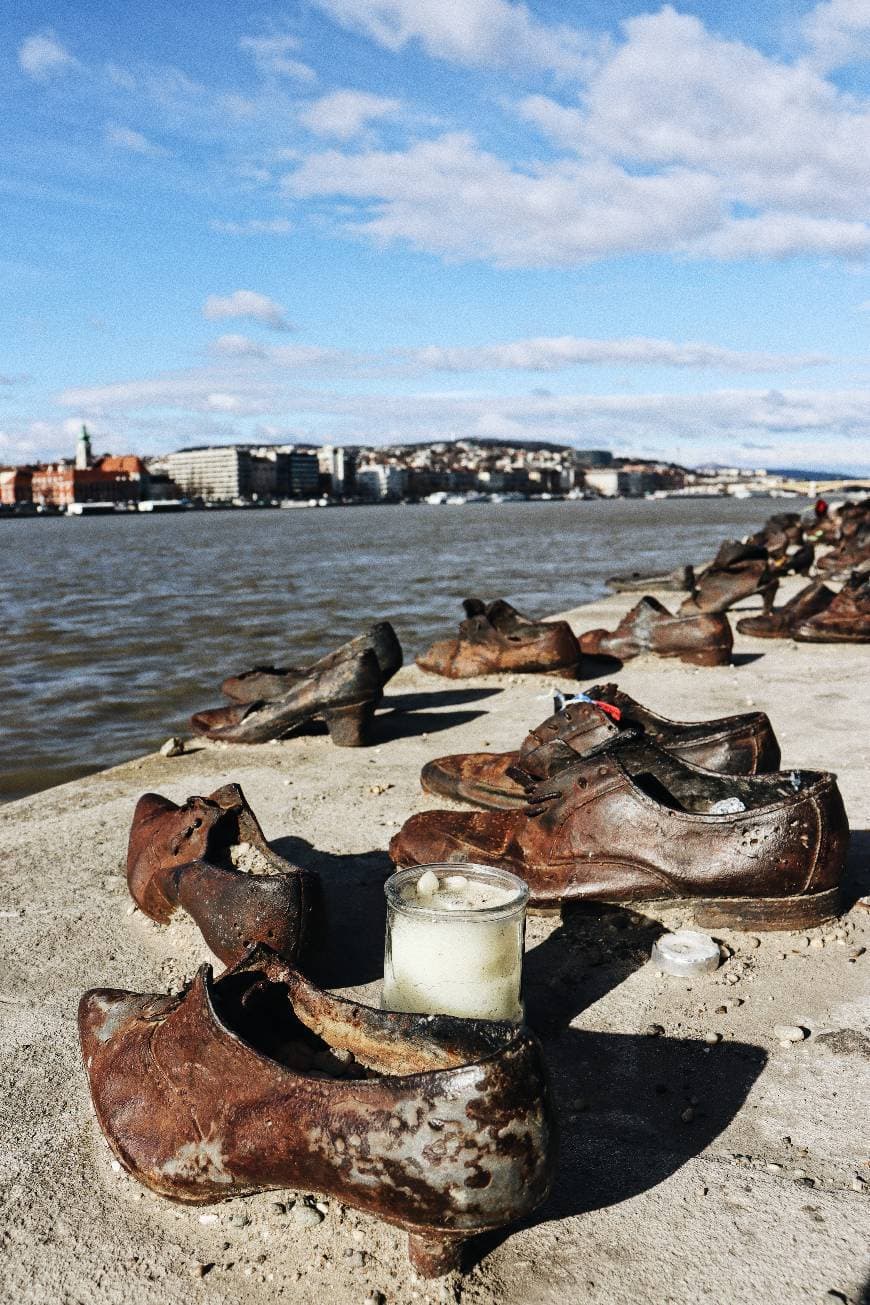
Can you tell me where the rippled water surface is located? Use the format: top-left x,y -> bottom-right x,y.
2,498 -> 805,801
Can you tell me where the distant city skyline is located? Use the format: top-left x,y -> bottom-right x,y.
2,1 -> 869,472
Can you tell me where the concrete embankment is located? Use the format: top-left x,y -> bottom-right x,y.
1,576 -> 868,1305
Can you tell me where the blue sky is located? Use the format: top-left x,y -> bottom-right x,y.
2,0 -> 869,471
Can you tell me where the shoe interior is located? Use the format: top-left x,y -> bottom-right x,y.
211,964 -> 514,1079
619,739 -> 819,815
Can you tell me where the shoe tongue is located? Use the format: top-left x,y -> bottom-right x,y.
515,696 -> 622,783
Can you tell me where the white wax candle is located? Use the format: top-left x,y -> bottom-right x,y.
382,865 -> 528,1022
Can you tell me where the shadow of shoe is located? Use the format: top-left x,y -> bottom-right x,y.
385,687 -> 504,712
523,902 -> 662,1036
578,652 -> 625,675
730,652 -> 766,666
843,828 -> 870,909
471,1027 -> 766,1270
269,835 -> 392,988
371,707 -> 488,743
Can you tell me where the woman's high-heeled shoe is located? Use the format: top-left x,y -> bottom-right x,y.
192,648 -> 382,746
220,621 -> 402,704
79,945 -> 555,1277
126,783 -> 320,966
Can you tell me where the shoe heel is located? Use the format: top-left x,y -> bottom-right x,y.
407,1230 -> 465,1277
324,701 -> 375,747
637,886 -> 841,932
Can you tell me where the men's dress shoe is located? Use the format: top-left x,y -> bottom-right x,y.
815,534 -> 870,579
606,564 -> 695,593
191,648 -> 382,746
736,581 -> 836,639
126,783 -> 319,966
78,946 -> 555,1277
220,622 -> 403,704
579,596 -> 733,667
420,686 -> 781,810
417,602 -> 580,678
392,736 -> 849,931
792,573 -> 870,642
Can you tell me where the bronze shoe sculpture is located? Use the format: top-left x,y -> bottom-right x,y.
736,580 -> 836,639
792,573 -> 870,642
392,735 -> 849,930
579,596 -> 733,666
417,600 -> 580,678
680,540 -> 778,614
78,945 -> 555,1277
606,564 -> 695,594
191,648 -> 382,746
127,783 -> 319,966
221,621 -> 403,704
420,686 -> 781,811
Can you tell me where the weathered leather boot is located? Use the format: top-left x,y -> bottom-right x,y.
221,622 -> 403,703
420,687 -> 781,810
579,596 -> 733,666
126,784 -> 319,966
417,603 -> 580,678
792,573 -> 870,642
78,945 -> 555,1277
392,735 -> 849,931
192,648 -> 382,745
736,581 -> 836,638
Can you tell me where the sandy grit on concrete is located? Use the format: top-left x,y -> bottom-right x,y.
1,577 -> 868,1305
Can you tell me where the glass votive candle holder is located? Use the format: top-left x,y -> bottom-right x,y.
382,863 -> 529,1023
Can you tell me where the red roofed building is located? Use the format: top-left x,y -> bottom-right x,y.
30,428 -> 148,507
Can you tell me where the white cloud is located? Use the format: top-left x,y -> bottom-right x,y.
239,34 -> 316,82
105,123 -> 164,155
18,30 -> 77,80
577,8 -> 870,222
801,0 -> 870,71
299,90 -> 402,140
311,0 -> 601,77
688,213 -> 870,260
53,369 -> 870,471
285,133 -> 723,266
405,336 -> 831,373
210,218 -> 294,235
203,290 -> 293,331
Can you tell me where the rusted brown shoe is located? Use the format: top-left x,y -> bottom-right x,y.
607,564 -> 695,593
192,648 -> 382,745
221,622 -> 403,703
417,602 -> 580,678
421,687 -> 781,810
393,736 -> 848,931
736,580 -> 836,638
579,596 -> 732,666
126,784 -> 319,966
792,573 -> 870,642
681,543 -> 778,614
78,945 -> 555,1277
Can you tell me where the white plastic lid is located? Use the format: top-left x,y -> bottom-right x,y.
651,929 -> 721,976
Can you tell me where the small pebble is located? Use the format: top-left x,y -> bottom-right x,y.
680,1106 -> 695,1123
416,870 -> 439,897
765,1163 -> 783,1173
809,937 -> 825,949
645,1023 -> 665,1037
228,1211 -> 250,1228
746,936 -> 761,949
851,1179 -> 866,1192
351,1228 -> 365,1242
773,1024 -> 808,1043
848,947 -> 866,961
291,1203 -> 324,1228
199,1213 -> 219,1225
703,1031 -> 721,1045
111,1160 -> 121,1172
160,737 -> 185,758
194,1263 -> 214,1278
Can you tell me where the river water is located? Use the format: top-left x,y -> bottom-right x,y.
1,497 -> 806,801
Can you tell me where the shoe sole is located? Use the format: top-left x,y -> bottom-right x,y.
529,885 -> 841,931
